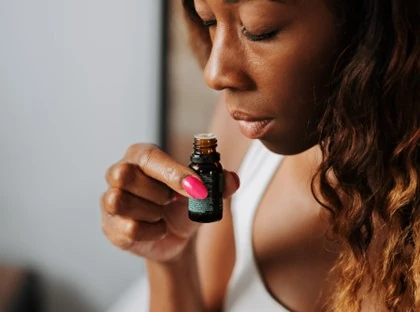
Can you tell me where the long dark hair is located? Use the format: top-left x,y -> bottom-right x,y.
182,0 -> 420,310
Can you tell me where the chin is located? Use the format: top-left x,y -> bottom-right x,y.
259,137 -> 317,156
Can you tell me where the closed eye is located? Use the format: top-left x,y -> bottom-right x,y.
198,18 -> 278,42
241,26 -> 279,42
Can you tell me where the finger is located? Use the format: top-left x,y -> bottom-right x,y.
101,188 -> 164,222
106,162 -> 175,205
223,170 -> 241,198
125,144 -> 203,199
102,213 -> 167,249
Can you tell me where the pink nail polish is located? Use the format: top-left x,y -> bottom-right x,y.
182,176 -> 208,199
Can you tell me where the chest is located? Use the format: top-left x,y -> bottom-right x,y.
251,156 -> 339,311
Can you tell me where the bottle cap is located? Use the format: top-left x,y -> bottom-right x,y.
194,133 -> 216,140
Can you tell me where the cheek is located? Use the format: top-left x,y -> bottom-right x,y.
251,23 -> 337,118
252,52 -> 320,121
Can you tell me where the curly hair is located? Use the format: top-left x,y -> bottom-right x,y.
182,0 -> 420,310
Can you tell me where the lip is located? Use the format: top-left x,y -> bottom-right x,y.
230,110 -> 274,139
237,119 -> 274,139
230,110 -> 272,122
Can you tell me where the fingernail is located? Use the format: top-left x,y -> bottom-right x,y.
231,172 -> 241,189
182,176 -> 208,199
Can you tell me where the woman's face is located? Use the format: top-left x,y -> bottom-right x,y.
193,0 -> 339,154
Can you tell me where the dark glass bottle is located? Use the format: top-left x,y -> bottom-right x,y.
188,133 -> 224,223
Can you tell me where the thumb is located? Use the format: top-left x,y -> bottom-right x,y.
223,170 -> 241,198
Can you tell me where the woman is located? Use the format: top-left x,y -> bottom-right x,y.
101,0 -> 419,311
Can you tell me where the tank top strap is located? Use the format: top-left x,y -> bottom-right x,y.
225,140 -> 288,312
231,140 -> 283,263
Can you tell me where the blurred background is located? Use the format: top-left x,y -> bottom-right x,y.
0,0 -> 216,311
0,0 -> 159,311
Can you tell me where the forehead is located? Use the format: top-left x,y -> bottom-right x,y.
192,0 -> 294,12
193,0 -> 291,5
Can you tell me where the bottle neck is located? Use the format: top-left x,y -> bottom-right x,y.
193,137 -> 218,154
191,134 -> 220,163
193,145 -> 217,154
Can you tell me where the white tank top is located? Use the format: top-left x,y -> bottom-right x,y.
224,140 -> 289,312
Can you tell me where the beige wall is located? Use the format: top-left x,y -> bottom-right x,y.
167,1 -> 218,163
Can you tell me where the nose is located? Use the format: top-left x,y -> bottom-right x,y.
204,28 -> 253,91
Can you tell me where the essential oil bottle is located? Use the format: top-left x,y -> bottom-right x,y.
188,133 -> 224,223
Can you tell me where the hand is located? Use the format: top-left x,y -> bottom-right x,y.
101,144 -> 240,263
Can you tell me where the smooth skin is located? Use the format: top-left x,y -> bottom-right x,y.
101,0 -> 385,311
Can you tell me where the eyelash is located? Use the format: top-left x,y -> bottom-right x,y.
241,26 -> 278,42
200,19 -> 278,42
